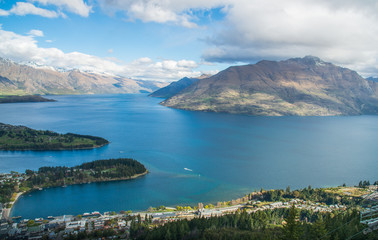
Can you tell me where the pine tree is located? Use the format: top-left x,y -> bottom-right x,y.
282,204 -> 301,240
311,215 -> 328,240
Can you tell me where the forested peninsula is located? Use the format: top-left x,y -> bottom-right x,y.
0,123 -> 109,150
23,158 -> 148,189
0,95 -> 56,104
1,158 -> 147,204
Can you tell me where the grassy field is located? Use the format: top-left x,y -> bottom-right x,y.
325,186 -> 371,197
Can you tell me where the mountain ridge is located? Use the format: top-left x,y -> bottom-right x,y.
0,57 -> 168,95
149,74 -> 211,98
161,56 -> 378,116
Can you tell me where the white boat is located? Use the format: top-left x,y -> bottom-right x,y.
184,168 -> 193,172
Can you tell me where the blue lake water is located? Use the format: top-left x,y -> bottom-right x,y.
0,94 -> 377,219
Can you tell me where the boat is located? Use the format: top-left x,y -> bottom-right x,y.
184,168 -> 193,172
12,216 -> 21,219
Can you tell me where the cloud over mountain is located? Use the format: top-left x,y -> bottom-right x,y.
98,0 -> 378,77
1,0 -> 378,79
0,27 -> 202,81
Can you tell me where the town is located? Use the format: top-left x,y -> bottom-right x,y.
1,172 -> 377,239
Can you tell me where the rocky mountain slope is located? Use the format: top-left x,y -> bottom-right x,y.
0,58 -> 167,95
162,56 -> 378,116
149,75 -> 210,98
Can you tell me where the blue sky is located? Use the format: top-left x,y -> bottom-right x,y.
0,0 -> 377,81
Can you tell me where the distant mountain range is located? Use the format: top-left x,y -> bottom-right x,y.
0,58 -> 168,95
160,56 -> 378,116
149,75 -> 210,98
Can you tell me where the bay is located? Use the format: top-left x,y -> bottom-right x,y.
0,94 -> 377,219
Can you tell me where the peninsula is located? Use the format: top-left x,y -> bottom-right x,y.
22,158 -> 148,189
0,123 -> 109,150
0,95 -> 56,104
1,158 -> 148,220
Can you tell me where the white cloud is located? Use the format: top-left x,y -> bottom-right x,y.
98,0 -> 227,28
98,0 -> 378,77
2,0 -> 378,77
0,27 -> 201,81
201,0 -> 378,77
31,0 -> 92,17
8,2 -> 61,18
28,29 -> 44,37
0,1 -> 91,18
0,8 -> 9,16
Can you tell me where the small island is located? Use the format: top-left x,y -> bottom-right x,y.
0,123 -> 109,150
0,95 -> 56,104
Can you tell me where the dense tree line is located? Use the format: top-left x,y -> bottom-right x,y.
0,95 -> 55,103
21,158 -> 147,188
65,133 -> 109,146
130,207 -> 377,240
0,180 -> 17,203
61,206 -> 378,240
260,186 -> 364,206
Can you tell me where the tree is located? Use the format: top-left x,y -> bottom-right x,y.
311,215 -> 328,240
293,190 -> 300,198
282,204 -> 301,240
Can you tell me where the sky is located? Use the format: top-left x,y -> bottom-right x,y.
0,0 -> 377,82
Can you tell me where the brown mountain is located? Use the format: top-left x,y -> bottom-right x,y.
162,56 -> 378,116
0,58 -> 168,95
149,74 -> 211,98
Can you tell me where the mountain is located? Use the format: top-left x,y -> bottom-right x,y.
162,56 -> 378,116
367,77 -> 378,82
149,75 -> 210,98
0,58 -> 168,95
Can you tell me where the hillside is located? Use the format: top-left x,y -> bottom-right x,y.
149,75 -> 210,98
162,56 -> 378,116
0,58 -> 167,95
0,123 -> 109,150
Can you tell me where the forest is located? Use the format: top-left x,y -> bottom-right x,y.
128,206 -> 377,240
21,158 -> 147,189
0,95 -> 55,103
0,123 -> 109,150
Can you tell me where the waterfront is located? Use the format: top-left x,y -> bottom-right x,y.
0,94 -> 377,219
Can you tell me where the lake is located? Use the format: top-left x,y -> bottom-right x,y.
1,94 -> 377,219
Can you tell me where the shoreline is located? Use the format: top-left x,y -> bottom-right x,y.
7,184 -> 377,221
0,142 -> 109,151
3,192 -> 23,220
6,170 -> 148,220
